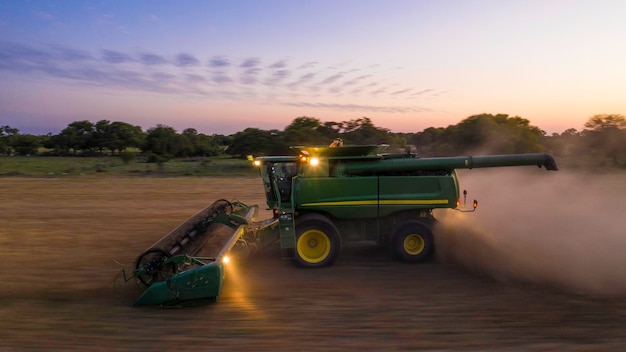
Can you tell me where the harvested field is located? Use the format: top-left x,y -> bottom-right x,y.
1,173 -> 625,351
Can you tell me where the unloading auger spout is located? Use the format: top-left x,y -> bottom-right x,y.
333,153 -> 558,175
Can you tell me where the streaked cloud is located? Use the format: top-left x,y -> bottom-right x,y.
265,69 -> 290,86
391,88 -> 412,96
297,61 -> 319,69
140,52 -> 168,65
186,74 -> 207,83
285,102 -> 430,114
102,49 -> 134,64
0,40 -> 435,115
209,56 -> 230,68
320,73 -> 344,85
240,57 -> 260,68
240,67 -> 261,85
288,72 -> 316,89
175,53 -> 200,67
268,60 -> 288,69
212,73 -> 233,84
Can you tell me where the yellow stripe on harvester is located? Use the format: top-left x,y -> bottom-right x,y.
301,199 -> 449,207
380,199 -> 449,205
300,200 -> 377,207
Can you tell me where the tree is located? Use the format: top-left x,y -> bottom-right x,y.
0,125 -> 19,155
93,120 -> 112,154
177,128 -> 222,157
11,134 -> 41,155
105,121 -> 145,155
281,116 -> 327,147
441,114 -> 544,155
584,114 -> 626,131
57,120 -> 96,154
339,117 -> 393,146
410,127 -> 447,156
143,124 -> 182,159
179,128 -> 199,156
583,114 -> 626,166
542,128 -> 582,158
228,128 -> 276,157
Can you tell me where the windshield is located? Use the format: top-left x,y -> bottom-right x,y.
261,161 -> 297,207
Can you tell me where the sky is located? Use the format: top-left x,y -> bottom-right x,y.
1,0 -> 625,136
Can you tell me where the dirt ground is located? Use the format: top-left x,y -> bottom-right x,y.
1,174 -> 625,351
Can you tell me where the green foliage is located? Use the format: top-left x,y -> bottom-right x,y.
339,117 -> 395,146
143,124 -> 181,159
2,112 -> 624,170
120,150 -> 136,164
408,114 -> 544,156
281,116 -> 328,147
0,155 -> 257,177
543,114 -> 626,168
96,120 -> 145,155
584,114 -> 626,131
58,120 -> 96,154
179,128 -> 223,157
1,125 -> 20,155
583,114 -> 626,167
228,127 -> 280,157
11,134 -> 41,155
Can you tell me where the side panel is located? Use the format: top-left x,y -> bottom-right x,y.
295,177 -> 378,219
334,218 -> 380,242
278,213 -> 296,252
378,176 -> 458,217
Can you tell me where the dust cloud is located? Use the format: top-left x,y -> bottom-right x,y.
434,168 -> 626,297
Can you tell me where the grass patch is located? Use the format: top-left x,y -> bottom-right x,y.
0,155 -> 258,177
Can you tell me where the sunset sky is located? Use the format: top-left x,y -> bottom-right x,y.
1,0 -> 625,136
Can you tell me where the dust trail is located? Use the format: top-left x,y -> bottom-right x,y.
434,168 -> 626,297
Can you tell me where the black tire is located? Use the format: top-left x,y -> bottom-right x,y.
390,221 -> 434,262
134,248 -> 177,286
294,214 -> 341,268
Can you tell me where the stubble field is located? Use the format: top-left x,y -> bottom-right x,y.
1,170 -> 625,351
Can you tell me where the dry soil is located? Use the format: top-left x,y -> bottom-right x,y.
1,173 -> 625,351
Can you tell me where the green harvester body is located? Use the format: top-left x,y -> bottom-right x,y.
119,144 -> 557,306
255,145 -> 557,264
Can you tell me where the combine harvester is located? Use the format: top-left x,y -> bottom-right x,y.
115,143 -> 558,306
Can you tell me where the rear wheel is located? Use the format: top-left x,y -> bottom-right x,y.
294,215 -> 341,268
390,221 -> 434,262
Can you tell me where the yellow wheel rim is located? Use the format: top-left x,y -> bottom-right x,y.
297,229 -> 331,264
403,234 -> 425,255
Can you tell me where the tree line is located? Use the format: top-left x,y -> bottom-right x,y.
1,113 -> 624,167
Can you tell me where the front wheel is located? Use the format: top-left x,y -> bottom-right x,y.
390,221 -> 434,262
294,215 -> 341,268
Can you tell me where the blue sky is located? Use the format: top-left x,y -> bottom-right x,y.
1,0 -> 625,135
